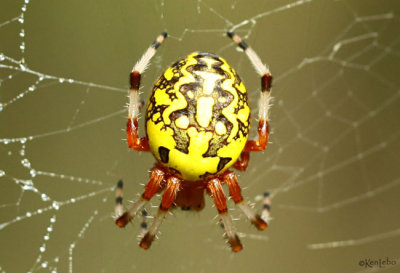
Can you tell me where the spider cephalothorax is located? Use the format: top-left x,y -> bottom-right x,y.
115,32 -> 272,252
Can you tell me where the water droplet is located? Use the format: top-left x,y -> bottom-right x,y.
40,246 -> 46,252
41,193 -> 50,201
26,212 -> 32,217
58,78 -> 65,83
0,103 -> 3,112
0,170 -> 5,177
30,169 -> 37,177
28,85 -> 35,92
21,158 -> 31,168
22,182 -> 34,191
47,226 -> 53,232
0,53 -> 4,61
50,216 -> 56,223
52,201 -> 60,210
19,42 -> 25,51
44,235 -> 49,240
19,29 -> 25,37
41,261 -> 48,268
25,0 -> 30,4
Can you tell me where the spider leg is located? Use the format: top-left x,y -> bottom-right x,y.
139,209 -> 148,239
261,192 -> 271,223
115,167 -> 165,227
227,32 -> 272,152
127,32 -> 168,151
115,180 -> 124,218
140,176 -> 182,249
233,151 -> 250,171
223,171 -> 267,230
207,178 -> 243,252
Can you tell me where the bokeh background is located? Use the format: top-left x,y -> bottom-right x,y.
1,0 -> 400,272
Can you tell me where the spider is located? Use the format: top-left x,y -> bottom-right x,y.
115,32 -> 273,252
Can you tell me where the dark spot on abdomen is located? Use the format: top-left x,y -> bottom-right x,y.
217,157 -> 232,172
158,146 -> 170,163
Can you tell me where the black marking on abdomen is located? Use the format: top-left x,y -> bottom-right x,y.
217,157 -> 232,172
158,146 -> 170,163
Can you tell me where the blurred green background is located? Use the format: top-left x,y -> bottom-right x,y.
1,0 -> 400,272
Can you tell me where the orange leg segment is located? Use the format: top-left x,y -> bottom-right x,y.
223,171 -> 268,230
233,151 -> 250,171
234,120 -> 269,171
140,176 -> 182,249
115,167 -> 165,228
244,119 -> 269,152
127,117 -> 150,151
207,178 -> 243,252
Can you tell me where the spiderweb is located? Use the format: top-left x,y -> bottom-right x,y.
1,0 -> 400,272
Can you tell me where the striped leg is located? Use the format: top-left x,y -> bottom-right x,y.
227,32 -> 272,153
115,167 -> 165,228
261,192 -> 271,223
139,209 -> 148,239
140,176 -> 182,249
223,171 -> 267,230
115,180 -> 124,218
207,178 -> 243,252
127,32 -> 168,151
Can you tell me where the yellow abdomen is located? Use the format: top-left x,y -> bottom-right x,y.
146,52 -> 250,181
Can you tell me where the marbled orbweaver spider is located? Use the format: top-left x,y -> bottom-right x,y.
115,32 -> 273,252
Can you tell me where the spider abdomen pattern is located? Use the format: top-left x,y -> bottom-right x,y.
146,52 -> 250,181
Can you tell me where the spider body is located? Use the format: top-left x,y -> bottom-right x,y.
116,32 -> 273,252
146,52 -> 250,181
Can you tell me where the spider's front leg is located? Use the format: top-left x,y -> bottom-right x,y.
115,167 -> 165,227
127,32 -> 168,151
228,32 -> 272,171
207,178 -> 243,252
140,176 -> 182,249
223,171 -> 267,230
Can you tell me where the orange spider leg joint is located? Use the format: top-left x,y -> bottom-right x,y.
244,119 -> 269,152
126,118 -> 150,151
233,151 -> 250,171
